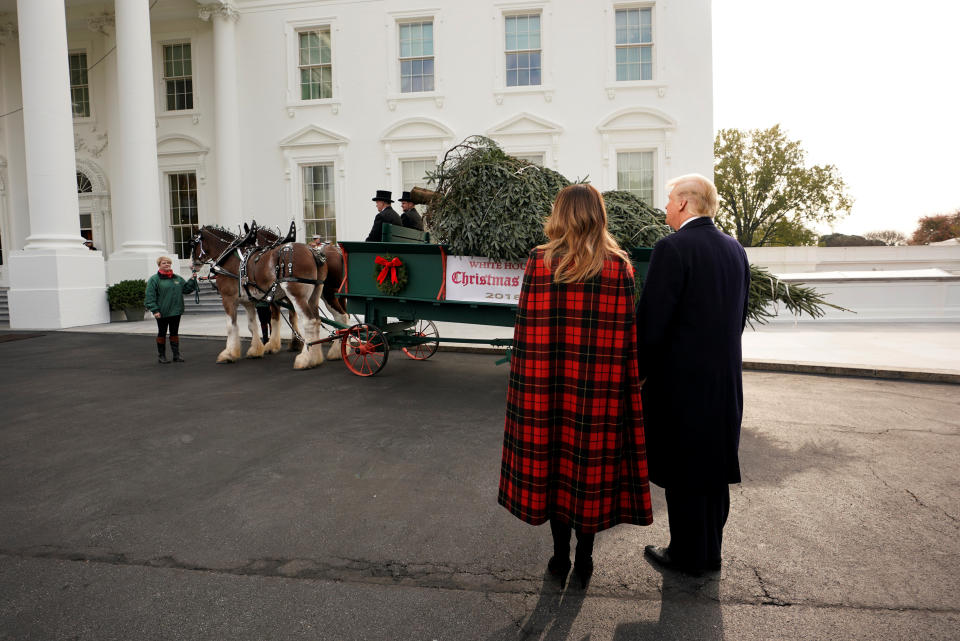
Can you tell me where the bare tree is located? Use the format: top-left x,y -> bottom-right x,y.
864,230 -> 907,246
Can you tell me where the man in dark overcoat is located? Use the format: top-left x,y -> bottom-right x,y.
365,190 -> 402,242
397,191 -> 425,231
635,173 -> 750,576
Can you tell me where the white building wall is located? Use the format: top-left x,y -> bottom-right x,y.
0,0 -> 714,322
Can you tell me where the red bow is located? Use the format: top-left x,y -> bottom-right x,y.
375,255 -> 402,284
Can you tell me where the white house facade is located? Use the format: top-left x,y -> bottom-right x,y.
0,0 -> 714,329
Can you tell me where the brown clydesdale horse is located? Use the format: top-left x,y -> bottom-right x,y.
191,224 -> 342,369
247,222 -> 349,359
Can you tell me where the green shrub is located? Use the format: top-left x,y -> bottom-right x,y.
106,279 -> 147,311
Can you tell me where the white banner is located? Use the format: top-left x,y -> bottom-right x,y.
444,255 -> 526,304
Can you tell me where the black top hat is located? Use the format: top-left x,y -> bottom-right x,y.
397,191 -> 414,203
372,189 -> 394,203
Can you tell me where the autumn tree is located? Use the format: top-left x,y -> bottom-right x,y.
909,211 -> 960,244
714,125 -> 852,247
864,230 -> 907,246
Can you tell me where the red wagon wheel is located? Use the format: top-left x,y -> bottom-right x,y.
341,323 -> 389,376
401,319 -> 440,360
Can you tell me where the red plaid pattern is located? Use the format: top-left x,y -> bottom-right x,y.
498,249 -> 653,533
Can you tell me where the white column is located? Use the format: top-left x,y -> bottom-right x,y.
200,2 -> 242,226
106,0 -> 168,284
7,0 -> 109,329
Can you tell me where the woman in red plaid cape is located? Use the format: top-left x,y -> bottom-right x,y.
498,183 -> 653,588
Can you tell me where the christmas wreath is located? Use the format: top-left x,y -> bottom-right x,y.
373,254 -> 408,295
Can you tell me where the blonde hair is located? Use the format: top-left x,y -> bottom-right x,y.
156,255 -> 174,266
541,184 -> 630,283
665,174 -> 718,218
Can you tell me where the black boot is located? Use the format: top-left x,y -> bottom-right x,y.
157,338 -> 170,364
170,337 -> 184,362
548,519 -> 572,586
573,530 -> 595,589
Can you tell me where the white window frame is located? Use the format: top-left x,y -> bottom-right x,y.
157,135 -> 209,257
68,47 -> 93,122
508,151 -> 546,166
398,156 -> 439,215
165,171 -> 201,260
604,2 -> 666,96
284,17 -> 342,115
492,1 -> 553,103
608,144 -> 664,207
300,163 -> 338,243
385,8 -> 444,109
154,34 -> 200,119
615,149 -> 657,205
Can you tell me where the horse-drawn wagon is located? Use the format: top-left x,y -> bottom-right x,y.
329,225 -> 652,376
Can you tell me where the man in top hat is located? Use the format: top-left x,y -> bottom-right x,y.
398,191 -> 425,231
365,189 -> 402,242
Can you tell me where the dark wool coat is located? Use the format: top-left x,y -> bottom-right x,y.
635,217 -> 751,490
365,206 -> 402,242
498,248 -> 654,533
400,208 -> 424,231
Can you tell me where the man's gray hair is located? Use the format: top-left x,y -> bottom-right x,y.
665,174 -> 718,218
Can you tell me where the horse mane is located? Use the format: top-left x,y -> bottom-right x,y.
203,224 -> 238,240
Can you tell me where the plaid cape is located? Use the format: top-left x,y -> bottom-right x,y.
498,249 -> 653,533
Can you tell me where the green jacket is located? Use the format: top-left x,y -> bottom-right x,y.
145,272 -> 198,317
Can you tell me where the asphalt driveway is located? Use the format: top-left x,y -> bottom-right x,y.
0,331 -> 957,640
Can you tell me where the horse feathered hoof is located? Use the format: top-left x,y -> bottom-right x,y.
216,350 -> 239,363
326,343 -> 343,361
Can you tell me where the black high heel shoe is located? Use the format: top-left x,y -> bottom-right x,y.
573,556 -> 593,589
547,555 -> 572,586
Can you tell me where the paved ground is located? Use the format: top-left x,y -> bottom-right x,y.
1,331 -> 958,640
59,313 -> 960,383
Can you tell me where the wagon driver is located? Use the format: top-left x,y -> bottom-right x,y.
365,190 -> 402,242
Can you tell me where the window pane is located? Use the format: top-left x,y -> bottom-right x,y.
301,164 -> 336,243
617,152 -> 655,204
506,53 -> 518,71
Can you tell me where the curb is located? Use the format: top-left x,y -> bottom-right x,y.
743,359 -> 960,385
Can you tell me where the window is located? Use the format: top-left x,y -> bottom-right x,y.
401,158 -> 436,214
163,43 -> 194,111
168,172 -> 199,258
69,52 -> 90,118
298,28 -> 332,100
302,164 -> 336,242
617,151 -> 655,204
76,171 -> 93,193
615,7 -> 653,81
79,214 -> 93,242
399,21 -> 434,93
505,14 -> 541,87
512,153 -> 545,166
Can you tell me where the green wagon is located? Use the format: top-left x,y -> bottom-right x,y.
330,230 -> 652,376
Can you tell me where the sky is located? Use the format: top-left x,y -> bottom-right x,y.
711,0 -> 960,237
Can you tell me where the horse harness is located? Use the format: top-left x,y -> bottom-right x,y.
242,243 -> 326,304
196,229 -> 326,305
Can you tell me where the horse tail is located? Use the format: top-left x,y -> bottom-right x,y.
320,245 -> 348,316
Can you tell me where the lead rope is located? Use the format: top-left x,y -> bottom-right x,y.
192,271 -> 201,305
277,307 -> 307,346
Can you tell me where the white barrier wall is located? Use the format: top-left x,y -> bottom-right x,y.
763,269 -> 960,323
746,245 -> 960,275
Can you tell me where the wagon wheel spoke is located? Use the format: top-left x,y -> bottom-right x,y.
401,319 -> 440,361
342,324 -> 389,376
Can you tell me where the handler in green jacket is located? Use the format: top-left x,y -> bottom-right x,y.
145,255 -> 199,364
